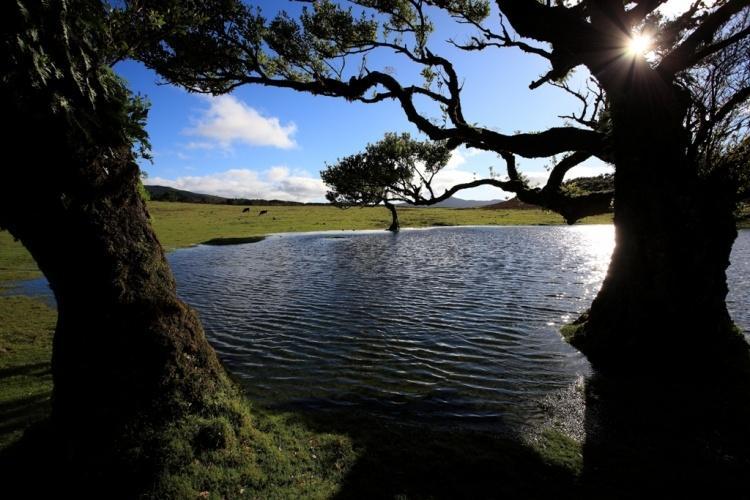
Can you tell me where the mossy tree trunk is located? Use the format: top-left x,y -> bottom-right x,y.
12,159 -> 228,438
1,0 -> 241,490
567,64 -> 743,371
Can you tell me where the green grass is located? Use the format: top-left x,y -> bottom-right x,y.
0,232 -> 42,284
0,296 -> 56,449
5,201 -> 750,496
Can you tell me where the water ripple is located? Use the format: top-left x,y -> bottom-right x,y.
167,226 -> 748,431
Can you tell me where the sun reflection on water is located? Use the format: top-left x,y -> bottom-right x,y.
572,224 -> 615,260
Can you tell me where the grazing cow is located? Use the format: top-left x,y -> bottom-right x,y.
258,210 -> 268,216
242,207 -> 250,213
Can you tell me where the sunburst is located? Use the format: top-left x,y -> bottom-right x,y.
627,33 -> 653,57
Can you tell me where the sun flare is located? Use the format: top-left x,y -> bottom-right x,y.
627,33 -> 653,57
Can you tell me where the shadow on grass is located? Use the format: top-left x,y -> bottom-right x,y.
0,361 -> 50,379
299,412 -> 582,499
577,346 -> 750,497
0,392 -> 50,438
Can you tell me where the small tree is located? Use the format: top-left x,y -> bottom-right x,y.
321,133 -> 452,231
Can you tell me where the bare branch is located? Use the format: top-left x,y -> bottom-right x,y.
658,1 -> 750,77
551,79 -> 605,128
686,24 -> 750,69
693,85 -> 750,150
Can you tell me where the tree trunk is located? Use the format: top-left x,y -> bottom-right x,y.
2,152 -> 238,487
385,201 -> 401,232
566,65 -> 746,372
1,2 -> 242,490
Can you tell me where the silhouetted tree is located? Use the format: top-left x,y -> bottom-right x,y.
321,133 -> 452,231
129,0 -> 750,372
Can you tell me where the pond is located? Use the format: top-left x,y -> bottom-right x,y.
8,226 -> 750,433
168,226 -> 750,432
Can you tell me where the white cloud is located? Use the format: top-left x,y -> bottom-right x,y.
150,167 -> 327,202
185,95 -> 297,149
445,149 -> 467,170
266,166 -> 290,182
423,148 -> 479,196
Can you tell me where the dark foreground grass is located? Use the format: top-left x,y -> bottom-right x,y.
0,232 -> 42,284
0,294 -> 585,498
0,296 -> 55,450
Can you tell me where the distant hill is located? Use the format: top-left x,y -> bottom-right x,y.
400,197 -> 503,208
145,185 -> 312,206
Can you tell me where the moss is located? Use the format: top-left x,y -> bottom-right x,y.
560,322 -> 587,344
0,294 -> 355,497
529,427 -> 583,475
141,386 -> 355,499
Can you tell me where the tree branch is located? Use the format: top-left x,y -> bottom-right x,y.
685,24 -> 750,70
658,0 -> 750,77
545,151 -> 594,189
693,85 -> 750,149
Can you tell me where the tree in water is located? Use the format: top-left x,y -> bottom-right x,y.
322,133 -> 453,232
130,0 -> 750,372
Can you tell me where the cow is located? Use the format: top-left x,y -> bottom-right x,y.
242,207 -> 250,213
258,210 -> 268,216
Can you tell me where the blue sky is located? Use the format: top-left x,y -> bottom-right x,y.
115,0 -> 679,202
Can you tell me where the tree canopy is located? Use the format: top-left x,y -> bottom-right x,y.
322,133 -> 452,208
122,1 -> 748,219
322,133 -> 455,231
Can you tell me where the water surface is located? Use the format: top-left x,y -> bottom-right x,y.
167,227 -> 750,431
8,226 -> 749,432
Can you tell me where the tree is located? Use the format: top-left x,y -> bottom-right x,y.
1,0 -> 254,493
321,133 -> 453,231
129,0 -> 750,371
